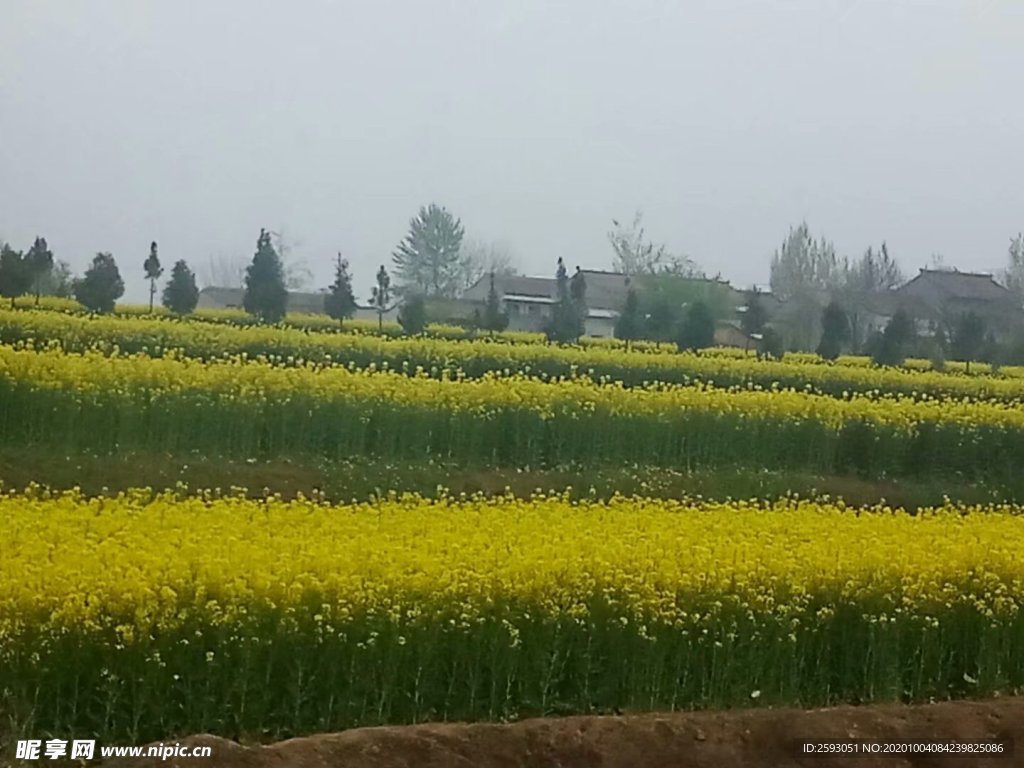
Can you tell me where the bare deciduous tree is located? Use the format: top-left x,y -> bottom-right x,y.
608,211 -> 702,277
198,253 -> 248,289
458,239 -> 518,294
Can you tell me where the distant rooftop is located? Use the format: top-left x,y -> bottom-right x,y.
901,268 -> 1011,303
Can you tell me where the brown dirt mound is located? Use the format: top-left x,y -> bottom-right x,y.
100,697 -> 1024,768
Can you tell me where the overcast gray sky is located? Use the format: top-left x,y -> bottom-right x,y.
2,0 -> 1023,302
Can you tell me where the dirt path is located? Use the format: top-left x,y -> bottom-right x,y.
102,697 -> 1024,768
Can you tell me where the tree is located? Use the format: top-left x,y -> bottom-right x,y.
870,309 -> 915,367
199,253 -> 247,289
74,252 -> 124,314
676,300 -> 715,352
36,260 -> 74,298
840,243 -> 903,350
769,222 -> 844,351
243,228 -> 288,323
950,311 -> 986,373
740,288 -> 767,351
0,244 -> 30,308
614,286 -> 641,347
268,228 -> 314,290
769,222 -> 844,300
144,241 -> 163,313
398,294 -> 427,335
981,331 -> 1003,373
371,265 -> 391,331
608,211 -> 702,277
458,239 -> 518,295
324,254 -> 357,329
1000,233 -> 1024,301
759,327 -> 784,360
480,271 -> 509,334
570,266 -> 587,335
392,203 -> 465,298
544,258 -> 583,343
633,274 -> 735,343
161,259 -> 199,315
25,237 -> 54,306
816,301 -> 850,360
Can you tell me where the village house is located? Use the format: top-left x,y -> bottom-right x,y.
460,270 -> 629,337
861,269 -> 1023,341
462,269 -> 756,344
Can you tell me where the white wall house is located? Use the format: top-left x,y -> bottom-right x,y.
463,270 -> 629,337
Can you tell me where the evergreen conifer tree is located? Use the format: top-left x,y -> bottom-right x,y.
324,254 -> 357,328
481,271 -> 509,334
371,265 -> 391,331
144,241 -> 163,312
398,294 -> 427,335
26,237 -> 54,306
162,259 -> 199,315
816,301 -> 850,360
243,228 -> 288,323
614,286 -> 641,348
75,253 -> 124,314
676,301 -> 715,351
0,244 -> 31,308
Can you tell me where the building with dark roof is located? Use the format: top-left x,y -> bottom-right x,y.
860,269 -> 1022,340
461,269 -> 634,336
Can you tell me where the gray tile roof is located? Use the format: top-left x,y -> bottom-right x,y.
899,269 -> 1012,303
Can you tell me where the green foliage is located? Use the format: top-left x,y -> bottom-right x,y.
161,260 -> 199,316
324,254 -> 357,328
545,258 -> 583,343
480,271 -> 509,333
243,229 -> 288,323
929,339 -> 947,372
740,289 -> 767,350
614,287 -> 641,345
642,299 -> 682,343
676,301 -> 715,351
816,301 -> 850,361
770,223 -> 844,352
951,312 -> 986,372
398,294 -> 428,335
841,243 -> 903,350
758,327 -> 784,360
392,203 -> 465,298
769,222 -> 843,300
632,274 -> 735,344
74,253 -> 124,314
0,244 -> 31,308
371,265 -> 391,331
36,260 -> 74,299
870,310 -> 915,367
981,331 -> 1003,373
1000,233 -> 1024,300
144,241 -> 163,312
570,266 -> 587,331
26,237 -> 54,305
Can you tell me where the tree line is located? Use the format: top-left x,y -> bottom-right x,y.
604,215 -> 1024,366
5,206 -> 1024,367
0,237 -> 200,315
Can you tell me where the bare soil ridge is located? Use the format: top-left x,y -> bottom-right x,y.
102,697 -> 1024,768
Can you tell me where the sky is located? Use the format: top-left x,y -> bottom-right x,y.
2,0 -> 1023,303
